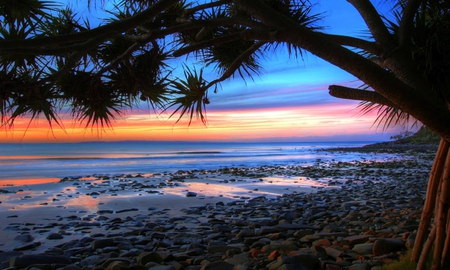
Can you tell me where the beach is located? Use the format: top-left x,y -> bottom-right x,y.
0,143 -> 437,269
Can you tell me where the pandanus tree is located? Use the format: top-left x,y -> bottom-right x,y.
0,0 -> 449,268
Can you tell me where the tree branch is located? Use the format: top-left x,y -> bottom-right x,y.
173,29 -> 275,57
0,33 -> 119,55
324,34 -> 382,55
329,85 -> 398,108
231,0 -> 450,142
0,0 -> 178,50
184,0 -> 232,16
173,32 -> 242,57
346,0 -> 395,48
398,0 -> 422,47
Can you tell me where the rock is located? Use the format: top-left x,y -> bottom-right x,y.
13,241 -> 41,251
47,233 -> 64,240
92,238 -> 116,250
201,260 -> 234,270
343,235 -> 372,245
236,228 -> 254,238
80,254 -> 112,267
275,224 -> 318,231
207,241 -> 233,254
280,253 -> 321,270
186,191 -> 197,197
173,233 -> 203,245
13,234 -> 35,242
372,238 -> 405,255
225,252 -> 251,265
116,208 -> 139,213
136,252 -> 164,265
0,251 -> 23,266
352,243 -> 374,255
9,254 -> 71,268
324,247 -> 344,260
213,224 -> 232,232
312,238 -> 331,247
58,265 -> 83,270
147,266 -> 176,270
348,262 -> 371,270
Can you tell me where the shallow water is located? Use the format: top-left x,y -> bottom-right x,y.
0,141 -> 399,185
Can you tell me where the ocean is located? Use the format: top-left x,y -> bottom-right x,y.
0,141 -> 394,185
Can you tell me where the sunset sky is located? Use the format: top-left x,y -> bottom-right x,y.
0,0 -> 407,143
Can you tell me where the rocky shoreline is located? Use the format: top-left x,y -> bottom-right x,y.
320,141 -> 439,154
0,147 -> 436,270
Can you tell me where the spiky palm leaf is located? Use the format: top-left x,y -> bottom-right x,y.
266,0 -> 324,57
105,53 -> 171,111
192,4 -> 264,80
57,71 -> 127,128
0,0 -> 56,27
357,101 -> 418,131
2,70 -> 61,128
166,66 -> 210,125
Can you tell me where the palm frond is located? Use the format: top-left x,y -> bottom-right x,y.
0,0 -> 57,27
165,66 -> 210,125
57,71 -> 128,128
5,75 -> 62,129
272,0 -> 324,58
357,101 -> 419,130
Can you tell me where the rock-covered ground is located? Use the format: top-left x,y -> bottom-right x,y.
0,146 -> 437,270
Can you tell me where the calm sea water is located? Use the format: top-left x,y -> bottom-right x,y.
0,141 -> 392,184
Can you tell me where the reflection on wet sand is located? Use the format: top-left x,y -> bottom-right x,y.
64,195 -> 100,213
0,172 -> 336,220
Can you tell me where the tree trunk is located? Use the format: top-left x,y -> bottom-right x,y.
413,139 -> 450,270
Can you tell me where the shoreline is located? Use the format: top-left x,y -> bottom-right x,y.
320,141 -> 439,154
0,146 -> 436,269
0,145 -> 434,270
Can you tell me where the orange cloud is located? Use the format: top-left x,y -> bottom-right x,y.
0,101 -> 397,143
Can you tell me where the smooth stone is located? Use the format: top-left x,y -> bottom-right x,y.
13,234 -> 35,242
92,238 -> 116,250
300,234 -> 322,243
280,254 -> 321,270
47,233 -> 64,240
213,225 -> 232,232
0,251 -> 23,266
348,262 -> 371,270
116,208 -> 139,213
80,254 -> 111,267
186,191 -> 197,197
201,260 -> 234,270
236,228 -> 254,238
173,233 -> 203,245
352,243 -> 375,255
10,254 -> 72,268
343,235 -> 372,245
147,266 -> 176,270
58,265 -> 82,270
225,252 -> 251,265
372,238 -> 405,255
310,246 -> 327,258
13,242 -> 41,251
275,223 -> 318,231
136,252 -> 164,265
207,241 -> 233,254
324,246 -> 344,260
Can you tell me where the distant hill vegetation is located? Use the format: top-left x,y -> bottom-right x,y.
391,126 -> 441,145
